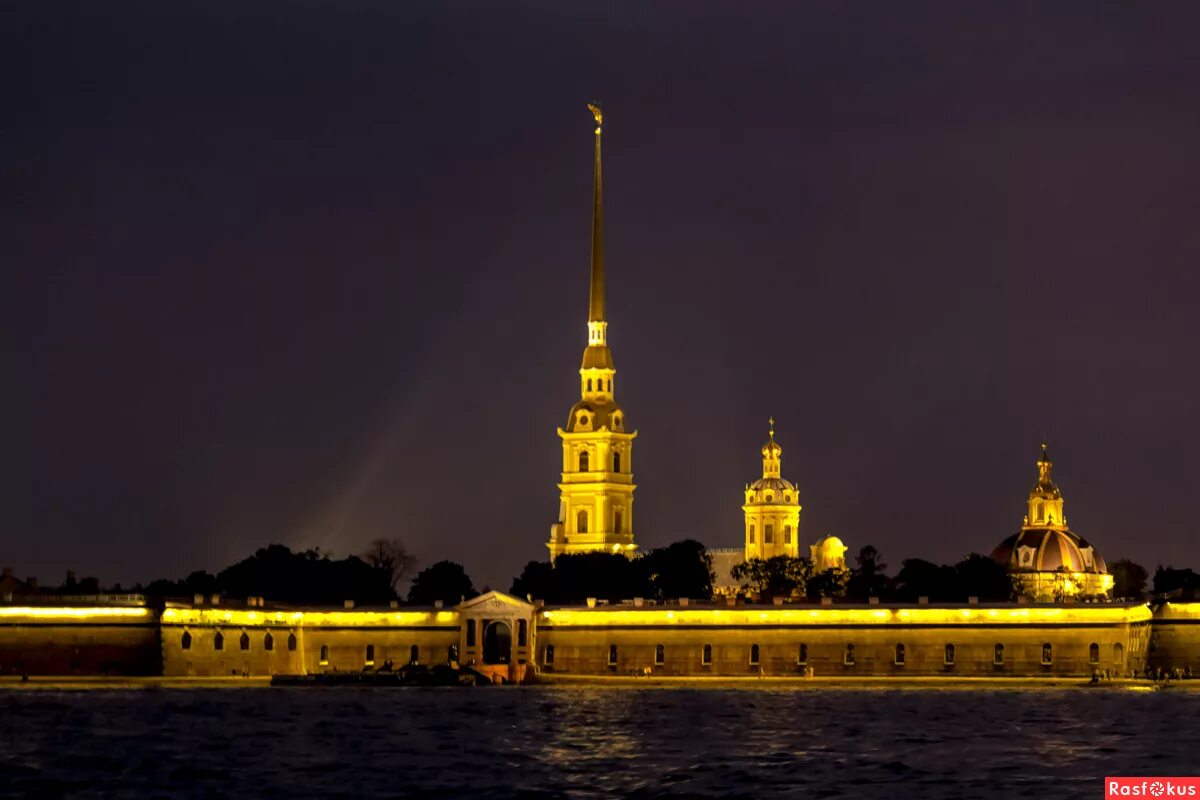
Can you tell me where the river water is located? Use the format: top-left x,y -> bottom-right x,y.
0,684 -> 1194,798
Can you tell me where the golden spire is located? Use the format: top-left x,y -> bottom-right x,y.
768,416 -> 776,443
587,102 -> 604,324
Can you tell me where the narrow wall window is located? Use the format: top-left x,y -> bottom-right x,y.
702,644 -> 712,666
944,644 -> 956,665
844,643 -> 855,665
587,378 -> 593,392
748,525 -> 755,543
240,632 -> 250,651
466,619 -> 476,647
655,644 -> 665,666
410,645 -> 420,665
750,644 -> 760,666
797,643 -> 808,665
1042,643 -> 1052,665
606,379 -> 611,392
288,633 -> 297,652
1088,642 -> 1100,664
894,643 -> 906,665
545,644 -> 555,665
577,509 -> 589,533
614,510 -> 623,534
365,644 -> 375,665
214,632 -> 224,651
264,633 -> 274,651
319,645 -> 329,665
764,524 -> 774,543
784,525 -> 792,544
613,452 -> 621,473
181,631 -> 192,650
608,644 -> 618,666
993,643 -> 1004,665
518,619 -> 528,647
1113,643 -> 1124,664
579,451 -> 590,472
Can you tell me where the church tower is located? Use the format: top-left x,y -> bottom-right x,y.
547,104 -> 637,562
742,419 -> 802,560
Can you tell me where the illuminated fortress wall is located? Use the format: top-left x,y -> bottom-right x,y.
1,599 -> 1197,678
536,603 -> 1156,678
0,606 -> 161,675
1147,603 -> 1200,673
159,605 -> 460,677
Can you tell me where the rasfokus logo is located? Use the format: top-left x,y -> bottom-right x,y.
1107,778 -> 1200,798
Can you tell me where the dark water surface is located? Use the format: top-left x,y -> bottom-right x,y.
0,685 -> 1195,799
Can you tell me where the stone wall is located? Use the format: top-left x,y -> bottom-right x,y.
1148,602 -> 1200,674
536,602 -> 1154,677
159,604 -> 460,677
0,606 -> 161,676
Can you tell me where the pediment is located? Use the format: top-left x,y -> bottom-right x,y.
457,590 -> 534,615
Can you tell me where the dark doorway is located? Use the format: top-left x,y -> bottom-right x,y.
483,621 -> 512,664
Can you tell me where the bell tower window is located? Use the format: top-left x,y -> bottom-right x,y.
579,451 -> 589,472
614,509 -> 623,534
748,524 -> 755,543
613,452 -> 621,473
577,510 -> 589,534
764,524 -> 774,543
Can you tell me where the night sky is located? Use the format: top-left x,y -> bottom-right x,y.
6,2 -> 1200,592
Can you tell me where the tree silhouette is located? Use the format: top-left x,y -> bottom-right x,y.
407,561 -> 477,606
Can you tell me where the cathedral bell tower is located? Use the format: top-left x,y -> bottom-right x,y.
742,419 -> 802,560
547,103 -> 638,562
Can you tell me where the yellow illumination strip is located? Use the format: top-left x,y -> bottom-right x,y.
0,606 -> 152,620
160,608 -> 459,627
540,605 -> 1153,627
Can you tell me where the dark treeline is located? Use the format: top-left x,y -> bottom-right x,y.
511,540 -> 714,604
9,539 -> 1199,606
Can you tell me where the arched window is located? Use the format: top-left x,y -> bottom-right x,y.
655,644 -> 665,666
993,643 -> 1004,665
764,524 -> 774,543
1113,643 -> 1125,664
844,643 -> 855,665
606,379 -> 611,392
797,643 -> 808,665
518,620 -> 528,647
1088,642 -> 1099,664
181,631 -> 192,650
544,644 -> 555,665
587,378 -> 593,392
1036,502 -> 1044,522
577,509 -> 589,534
944,643 -> 956,665
264,633 -> 274,651
607,644 -> 618,666
448,644 -> 459,664
319,645 -> 329,664
214,632 -> 224,651
613,451 -> 621,473
579,451 -> 590,472
239,632 -> 250,651
894,643 -> 906,665
614,510 -> 623,534
287,633 -> 297,652
365,644 -> 375,665
702,644 -> 712,666
750,644 -> 760,666
410,644 -> 420,665
748,524 -> 756,543
1041,643 -> 1053,665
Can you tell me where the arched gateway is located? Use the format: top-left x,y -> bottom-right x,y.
456,591 -> 536,683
